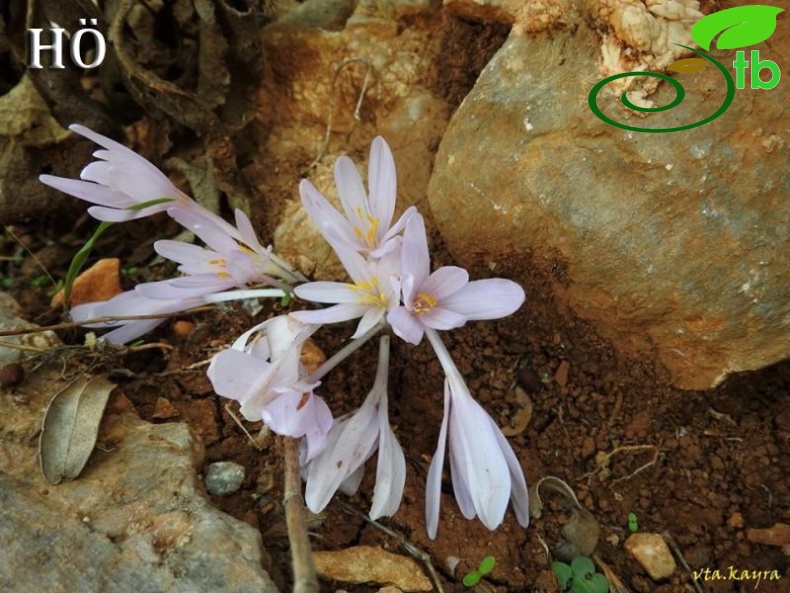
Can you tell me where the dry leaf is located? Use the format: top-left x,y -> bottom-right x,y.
667,58 -> 708,74
39,375 -> 115,484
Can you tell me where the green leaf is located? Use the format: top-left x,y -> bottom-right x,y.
478,555 -> 496,575
551,562 -> 573,590
588,574 -> 610,593
462,571 -> 481,587
62,220 -> 114,306
627,512 -> 639,533
571,556 -> 596,579
691,6 -> 784,51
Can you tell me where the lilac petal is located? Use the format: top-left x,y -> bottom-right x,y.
449,433 -> 476,520
86,206 -> 145,222
448,380 -> 510,530
400,214 -> 430,298
387,306 -> 424,346
290,303 -> 368,326
39,175 -> 133,208
351,307 -> 385,339
207,349 -> 266,403
441,279 -> 525,320
339,465 -> 366,496
421,266 -> 469,301
426,386 -> 451,540
334,156 -> 368,223
369,395 -> 406,520
302,394 -> 334,462
154,240 -> 213,265
381,205 -> 418,244
304,403 -> 379,513
294,281 -> 359,304
226,251 -> 257,285
169,208 -> 238,255
421,307 -> 467,331
367,137 -> 396,229
70,124 -> 129,153
234,209 -> 262,250
299,180 -> 357,251
101,319 -> 167,344
136,276 -> 233,299
489,418 -> 530,528
333,242 -> 378,285
262,391 -> 332,445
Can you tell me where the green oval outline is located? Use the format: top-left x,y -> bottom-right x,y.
588,45 -> 735,133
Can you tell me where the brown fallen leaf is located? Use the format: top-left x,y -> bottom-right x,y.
39,375 -> 115,484
667,58 -> 709,74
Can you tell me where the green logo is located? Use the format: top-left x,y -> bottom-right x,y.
589,5 -> 784,133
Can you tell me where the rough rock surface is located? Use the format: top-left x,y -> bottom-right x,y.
427,8 -> 790,389
624,533 -> 677,581
0,298 -> 277,593
313,546 -> 432,591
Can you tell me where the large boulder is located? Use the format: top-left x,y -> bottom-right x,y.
428,3 -> 790,389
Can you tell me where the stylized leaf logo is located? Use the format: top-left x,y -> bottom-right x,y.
667,58 -> 709,74
692,5 -> 784,51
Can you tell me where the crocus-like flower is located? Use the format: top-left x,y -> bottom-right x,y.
303,335 -> 405,519
207,316 -> 332,460
300,137 -> 416,258
291,244 -> 401,339
70,290 -> 206,345
388,214 -> 526,345
39,124 -> 199,222
424,327 -> 530,539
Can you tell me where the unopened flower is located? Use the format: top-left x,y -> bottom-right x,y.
388,214 -> 526,345
39,124 -> 198,222
300,137 -> 416,258
424,328 -> 529,539
304,336 -> 405,519
291,244 -> 400,339
207,316 -> 332,459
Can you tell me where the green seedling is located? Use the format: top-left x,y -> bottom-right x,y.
462,555 -> 495,587
551,556 -> 609,593
627,512 -> 639,533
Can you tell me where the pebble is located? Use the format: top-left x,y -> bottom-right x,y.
624,533 -> 677,580
0,363 -> 25,387
205,461 -> 246,496
746,523 -> 790,547
50,257 -> 123,307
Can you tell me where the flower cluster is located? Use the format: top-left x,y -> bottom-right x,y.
44,127 -> 530,538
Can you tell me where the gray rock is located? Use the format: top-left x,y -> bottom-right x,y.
427,20 -> 790,389
205,461 -> 247,496
0,296 -> 278,593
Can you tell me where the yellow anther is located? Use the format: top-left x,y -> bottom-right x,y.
414,292 -> 437,315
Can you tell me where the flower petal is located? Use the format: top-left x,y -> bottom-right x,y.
334,156 -> 368,224
400,214 -> 430,301
426,386 -> 451,540
422,266 -> 469,301
299,179 -> 358,251
441,279 -> 525,320
489,417 -> 530,528
369,394 -> 406,520
294,281 -> 359,304
421,307 -> 468,331
207,349 -> 268,405
290,303 -> 368,326
367,137 -> 397,229
387,306 -> 425,346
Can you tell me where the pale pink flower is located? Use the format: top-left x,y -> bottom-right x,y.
300,137 -> 416,258
388,214 -> 525,345
291,244 -> 401,339
424,328 -> 530,539
303,336 -> 405,519
207,316 -> 332,459
39,124 -> 199,222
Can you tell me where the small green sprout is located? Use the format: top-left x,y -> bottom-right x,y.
627,512 -> 639,533
462,555 -> 495,587
551,556 -> 609,593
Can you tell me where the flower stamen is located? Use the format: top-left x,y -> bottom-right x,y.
414,291 -> 437,315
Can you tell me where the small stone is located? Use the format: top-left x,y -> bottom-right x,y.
746,523 -> 790,547
0,363 -> 24,387
172,321 -> 195,339
205,461 -> 246,496
152,397 -> 180,420
300,338 -> 327,375
313,546 -> 432,592
554,360 -> 570,387
625,533 -> 677,580
51,258 -> 123,307
727,512 -> 744,529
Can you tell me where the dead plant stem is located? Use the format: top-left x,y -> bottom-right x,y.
282,436 -> 318,593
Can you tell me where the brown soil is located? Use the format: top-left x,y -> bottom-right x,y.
3,214 -> 788,593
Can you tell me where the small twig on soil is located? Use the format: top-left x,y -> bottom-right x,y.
611,446 -> 661,485
592,554 -> 631,593
338,500 -> 445,593
0,341 -> 47,353
581,444 -> 660,484
662,531 -> 710,593
224,404 -> 264,451
305,57 -> 376,173
3,226 -> 60,298
282,436 -> 319,593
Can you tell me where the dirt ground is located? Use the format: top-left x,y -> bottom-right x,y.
2,210 -> 788,593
